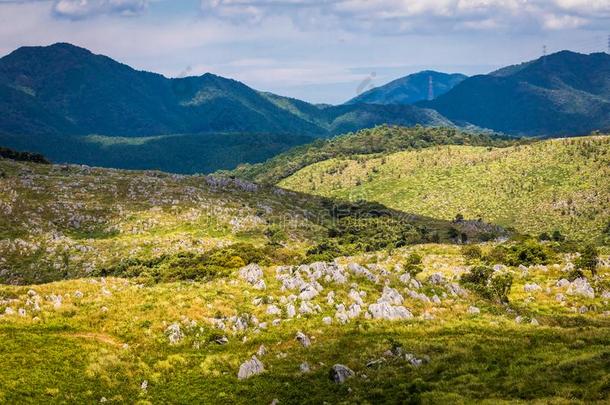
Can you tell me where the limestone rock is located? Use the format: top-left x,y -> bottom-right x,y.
238,356 -> 265,380
329,364 -> 354,384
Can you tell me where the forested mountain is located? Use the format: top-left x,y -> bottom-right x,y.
2,45 -> 610,173
0,43 -> 449,172
420,51 -> 610,136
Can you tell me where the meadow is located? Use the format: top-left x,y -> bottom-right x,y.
1,244 -> 609,403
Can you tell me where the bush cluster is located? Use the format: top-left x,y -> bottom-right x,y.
0,146 -> 49,164
460,265 -> 513,303
97,243 -> 300,283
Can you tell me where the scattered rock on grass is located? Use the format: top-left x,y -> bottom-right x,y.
295,331 -> 311,348
329,364 -> 354,384
238,356 -> 265,380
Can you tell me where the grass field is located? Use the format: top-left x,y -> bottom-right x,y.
1,244 -> 609,403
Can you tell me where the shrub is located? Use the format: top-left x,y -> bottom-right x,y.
538,232 -> 550,241
460,265 -> 513,303
566,268 -> 585,282
461,245 -> 482,261
448,227 -> 460,240
0,146 -> 50,164
97,243 -> 278,282
306,240 -> 345,262
264,225 -> 287,247
403,252 -> 424,277
485,239 -> 553,267
575,244 -> 599,277
488,273 -> 513,304
406,252 -> 422,266
485,245 -> 508,264
461,266 -> 493,286
551,230 -> 565,242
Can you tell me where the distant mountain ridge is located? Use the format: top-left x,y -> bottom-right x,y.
345,70 -> 467,105
420,51 -> 610,136
0,43 -> 447,138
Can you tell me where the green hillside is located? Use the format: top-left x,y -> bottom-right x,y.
228,125 -> 520,185
279,135 -> 610,242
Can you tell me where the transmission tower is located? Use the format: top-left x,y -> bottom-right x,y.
428,75 -> 434,101
543,45 -> 547,66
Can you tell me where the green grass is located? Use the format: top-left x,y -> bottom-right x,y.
0,245 -> 608,403
279,136 -> 610,243
2,134 -> 610,403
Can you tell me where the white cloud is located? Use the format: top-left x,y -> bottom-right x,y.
198,0 -> 610,33
51,0 -> 149,19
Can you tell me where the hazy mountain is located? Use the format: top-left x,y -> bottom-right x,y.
420,51 -> 610,136
345,71 -> 467,105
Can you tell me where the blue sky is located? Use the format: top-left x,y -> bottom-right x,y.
0,0 -> 608,104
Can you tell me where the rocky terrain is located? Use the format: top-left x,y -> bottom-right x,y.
0,243 -> 608,403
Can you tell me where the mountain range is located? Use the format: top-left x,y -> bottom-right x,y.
0,43 -> 609,173
0,43 -> 447,138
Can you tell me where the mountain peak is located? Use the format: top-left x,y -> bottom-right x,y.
6,42 -> 92,58
345,70 -> 467,105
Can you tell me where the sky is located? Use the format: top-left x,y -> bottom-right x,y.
0,0 -> 608,104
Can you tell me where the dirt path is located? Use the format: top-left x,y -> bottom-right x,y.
64,332 -> 123,347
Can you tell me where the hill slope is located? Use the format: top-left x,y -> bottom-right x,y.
420,51 -> 610,136
227,125 -> 519,185
0,156 -> 609,403
0,155 -> 501,284
278,135 -> 610,242
346,71 -> 467,105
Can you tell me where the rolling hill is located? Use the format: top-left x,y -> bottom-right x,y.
227,125 -> 519,185
420,51 -> 610,136
346,71 -> 467,105
243,130 -> 610,242
0,152 -> 502,284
